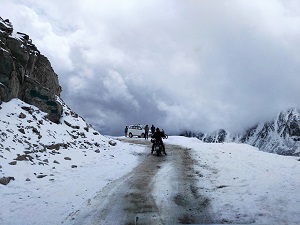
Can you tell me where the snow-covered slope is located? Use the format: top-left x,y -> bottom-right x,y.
1,113 -> 300,225
0,98 -> 144,225
0,98 -> 138,184
165,137 -> 300,225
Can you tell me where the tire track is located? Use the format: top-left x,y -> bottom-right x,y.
71,138 -> 213,224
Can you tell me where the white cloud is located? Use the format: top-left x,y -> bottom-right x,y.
2,0 -> 300,135
102,70 -> 140,110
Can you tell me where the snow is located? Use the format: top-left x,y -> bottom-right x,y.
0,47 -> 9,53
0,99 -> 144,224
1,100 -> 300,224
165,137 -> 300,224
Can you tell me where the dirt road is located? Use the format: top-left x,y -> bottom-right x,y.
73,138 -> 213,225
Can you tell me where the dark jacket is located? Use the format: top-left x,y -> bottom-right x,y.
152,131 -> 165,141
151,125 -> 155,134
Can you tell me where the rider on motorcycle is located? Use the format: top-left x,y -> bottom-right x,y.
151,128 -> 167,155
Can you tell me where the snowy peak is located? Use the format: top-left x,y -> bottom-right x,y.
241,108 -> 300,156
204,129 -> 228,143
183,108 -> 300,156
277,108 -> 300,139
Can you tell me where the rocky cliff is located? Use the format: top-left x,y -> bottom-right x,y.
0,17 -> 121,186
0,17 -> 62,123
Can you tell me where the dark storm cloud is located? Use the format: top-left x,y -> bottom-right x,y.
2,0 -> 300,135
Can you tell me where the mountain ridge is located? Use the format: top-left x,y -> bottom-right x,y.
182,107 -> 300,156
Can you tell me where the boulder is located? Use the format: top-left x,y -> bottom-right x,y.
109,140 -> 117,146
0,176 -> 15,185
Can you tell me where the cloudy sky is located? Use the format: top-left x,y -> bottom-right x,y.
2,0 -> 300,135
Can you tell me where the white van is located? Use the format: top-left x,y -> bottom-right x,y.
127,124 -> 145,138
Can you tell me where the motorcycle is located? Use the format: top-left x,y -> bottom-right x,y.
151,138 -> 163,156
151,134 -> 168,156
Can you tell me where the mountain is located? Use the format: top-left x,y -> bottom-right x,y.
235,108 -> 300,156
182,108 -> 300,156
0,16 -> 118,186
0,17 -> 62,123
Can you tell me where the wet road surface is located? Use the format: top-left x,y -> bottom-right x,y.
72,138 -> 213,225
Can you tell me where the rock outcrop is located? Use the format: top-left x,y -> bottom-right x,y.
0,17 -> 62,123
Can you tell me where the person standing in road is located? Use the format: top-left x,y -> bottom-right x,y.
124,126 -> 128,137
144,125 -> 149,140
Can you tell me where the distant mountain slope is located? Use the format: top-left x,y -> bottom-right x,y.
182,108 -> 300,156
235,108 -> 300,156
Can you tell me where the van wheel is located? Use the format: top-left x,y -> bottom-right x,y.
141,133 -> 145,138
129,133 -> 133,138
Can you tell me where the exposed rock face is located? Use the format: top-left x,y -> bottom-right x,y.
204,129 -> 228,143
0,17 -> 62,123
181,129 -> 229,144
235,108 -> 300,156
